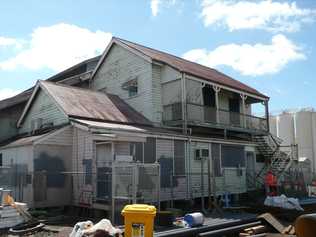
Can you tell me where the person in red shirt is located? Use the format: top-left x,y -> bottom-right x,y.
265,170 -> 278,196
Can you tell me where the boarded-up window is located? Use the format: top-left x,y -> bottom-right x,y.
221,145 -> 245,168
144,138 -> 156,163
130,142 -> 143,162
160,157 -> 177,188
174,140 -> 185,175
83,159 -> 92,185
212,144 -> 221,176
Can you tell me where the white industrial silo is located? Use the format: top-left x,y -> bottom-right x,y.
295,111 -> 314,170
269,116 -> 277,136
277,112 -> 295,146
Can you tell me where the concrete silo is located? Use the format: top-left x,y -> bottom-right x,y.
269,108 -> 316,174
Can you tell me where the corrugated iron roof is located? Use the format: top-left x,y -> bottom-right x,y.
40,81 -> 152,125
71,118 -> 147,132
0,89 -> 33,111
113,37 -> 268,99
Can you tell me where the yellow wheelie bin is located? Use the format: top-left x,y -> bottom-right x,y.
121,204 -> 156,237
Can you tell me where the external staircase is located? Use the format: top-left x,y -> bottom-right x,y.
253,133 -> 298,187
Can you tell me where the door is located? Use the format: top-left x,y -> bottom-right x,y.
96,143 -> 113,200
229,98 -> 240,126
203,85 -> 216,123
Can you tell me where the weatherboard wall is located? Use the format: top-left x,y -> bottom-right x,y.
91,44 -> 157,123
0,145 -> 34,206
0,104 -> 24,143
18,89 -> 68,134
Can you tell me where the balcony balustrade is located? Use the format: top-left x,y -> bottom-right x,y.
163,102 -> 268,132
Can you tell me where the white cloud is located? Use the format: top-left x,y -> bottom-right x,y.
182,34 -> 305,76
0,88 -> 21,101
0,23 -> 112,72
151,0 -> 161,16
150,0 -> 177,17
201,0 -> 316,32
0,36 -> 22,48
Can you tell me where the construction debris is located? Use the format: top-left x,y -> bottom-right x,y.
238,213 -> 301,237
264,195 -> 304,211
70,219 -> 122,237
258,213 -> 285,233
0,189 -> 29,229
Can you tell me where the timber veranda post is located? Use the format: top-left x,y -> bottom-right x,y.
181,72 -> 187,135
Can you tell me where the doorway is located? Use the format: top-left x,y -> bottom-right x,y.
229,98 -> 240,126
202,85 -> 216,123
96,143 -> 113,200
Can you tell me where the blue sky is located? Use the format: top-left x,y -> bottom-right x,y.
0,0 -> 315,115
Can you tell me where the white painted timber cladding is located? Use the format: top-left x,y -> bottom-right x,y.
0,146 -> 34,206
156,138 -> 173,160
38,126 -> 73,146
19,90 -> 68,134
115,142 -> 130,156
188,141 -> 247,196
161,65 -> 181,84
156,138 -> 188,201
91,44 -> 157,122
162,80 -> 181,105
72,128 -> 94,205
152,64 -> 163,123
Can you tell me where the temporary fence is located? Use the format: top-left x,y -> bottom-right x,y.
1,164 -> 247,224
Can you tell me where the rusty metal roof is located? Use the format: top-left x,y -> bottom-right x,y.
0,89 -> 33,111
40,81 -> 152,125
114,37 -> 268,99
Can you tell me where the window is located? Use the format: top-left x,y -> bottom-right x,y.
221,145 -> 245,168
195,148 -> 209,160
122,78 -> 138,97
174,140 -> 185,175
128,85 -> 138,97
0,153 -> 2,166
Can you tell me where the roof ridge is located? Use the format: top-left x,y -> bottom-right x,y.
115,37 -> 225,74
114,37 -> 263,95
40,80 -> 111,97
47,55 -> 101,82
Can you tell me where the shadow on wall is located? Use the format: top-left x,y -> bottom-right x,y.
34,152 -> 66,188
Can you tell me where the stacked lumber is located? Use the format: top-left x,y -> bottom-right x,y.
239,225 -> 267,236
239,213 -> 297,237
0,189 -> 28,229
0,204 -> 26,229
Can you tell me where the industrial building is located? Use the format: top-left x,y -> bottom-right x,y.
270,108 -> 316,181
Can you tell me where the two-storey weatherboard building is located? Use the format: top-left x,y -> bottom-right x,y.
0,37 -> 276,218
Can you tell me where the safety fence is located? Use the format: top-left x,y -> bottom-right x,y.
1,165 -> 247,223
